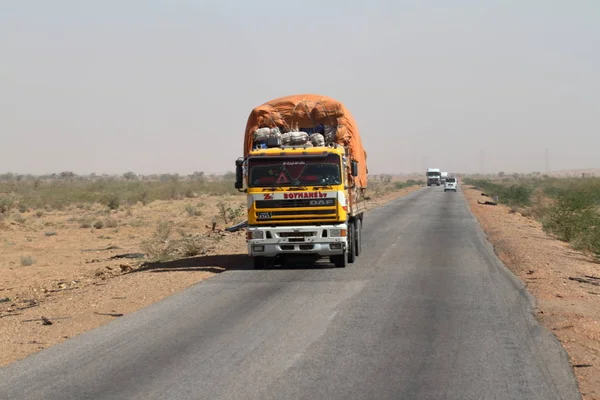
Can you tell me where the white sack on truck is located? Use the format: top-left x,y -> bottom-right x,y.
281,131 -> 309,145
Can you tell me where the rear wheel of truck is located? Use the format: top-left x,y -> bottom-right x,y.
347,221 -> 356,264
354,219 -> 362,257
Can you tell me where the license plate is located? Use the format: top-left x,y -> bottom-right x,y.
257,212 -> 272,220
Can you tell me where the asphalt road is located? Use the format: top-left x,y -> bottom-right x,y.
0,187 -> 581,400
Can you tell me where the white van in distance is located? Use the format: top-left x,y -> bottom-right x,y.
444,177 -> 458,192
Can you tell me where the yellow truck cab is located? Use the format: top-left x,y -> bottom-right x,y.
236,142 -> 364,268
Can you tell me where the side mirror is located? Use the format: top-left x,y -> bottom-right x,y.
234,158 -> 244,189
351,160 -> 359,177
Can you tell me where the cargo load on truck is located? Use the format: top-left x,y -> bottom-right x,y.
243,94 -> 368,188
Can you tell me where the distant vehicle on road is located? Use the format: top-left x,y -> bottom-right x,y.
441,171 -> 448,184
444,176 -> 458,192
426,168 -> 441,186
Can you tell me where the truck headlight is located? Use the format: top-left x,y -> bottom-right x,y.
248,231 -> 264,240
329,228 -> 347,237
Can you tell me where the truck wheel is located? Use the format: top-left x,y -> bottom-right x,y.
330,251 -> 347,268
354,219 -> 362,257
348,221 -> 356,264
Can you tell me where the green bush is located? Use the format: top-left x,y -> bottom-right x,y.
394,179 -> 423,190
465,175 -> 600,255
216,202 -> 245,225
0,196 -> 15,214
185,204 -> 202,217
502,185 -> 533,207
542,185 -> 600,254
463,178 -> 532,207
105,217 -> 119,228
20,255 -> 36,266
93,220 -> 105,229
140,221 -> 175,261
106,194 -> 121,210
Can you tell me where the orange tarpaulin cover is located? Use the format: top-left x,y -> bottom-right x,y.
243,94 -> 368,188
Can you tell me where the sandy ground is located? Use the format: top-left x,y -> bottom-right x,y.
464,186 -> 599,400
0,185 -> 420,367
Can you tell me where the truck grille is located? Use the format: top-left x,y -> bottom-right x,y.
253,198 -> 338,223
255,198 -> 335,208
268,210 -> 333,216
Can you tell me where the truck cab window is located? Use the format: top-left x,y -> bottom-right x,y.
249,155 -> 342,187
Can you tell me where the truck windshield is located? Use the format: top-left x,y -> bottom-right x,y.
427,172 -> 440,177
248,154 -> 342,187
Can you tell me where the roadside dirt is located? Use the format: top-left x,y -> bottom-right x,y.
0,185 -> 421,367
464,186 -> 599,400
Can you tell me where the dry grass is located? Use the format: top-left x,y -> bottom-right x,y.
366,175 -> 424,200
0,172 -> 240,213
464,174 -> 600,256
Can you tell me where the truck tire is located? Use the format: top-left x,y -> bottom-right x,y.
347,221 -> 356,264
330,222 -> 354,268
355,219 -> 362,257
330,251 -> 347,268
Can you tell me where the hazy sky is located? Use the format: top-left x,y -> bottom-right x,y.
1,0 -> 598,175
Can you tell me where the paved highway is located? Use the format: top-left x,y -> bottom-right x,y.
0,187 -> 580,400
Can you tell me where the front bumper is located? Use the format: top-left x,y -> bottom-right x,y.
247,224 -> 348,257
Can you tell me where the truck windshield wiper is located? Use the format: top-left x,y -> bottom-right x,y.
314,185 -> 333,190
261,187 -> 284,191
287,186 -> 307,190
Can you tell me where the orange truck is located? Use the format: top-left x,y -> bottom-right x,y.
234,94 -> 368,268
